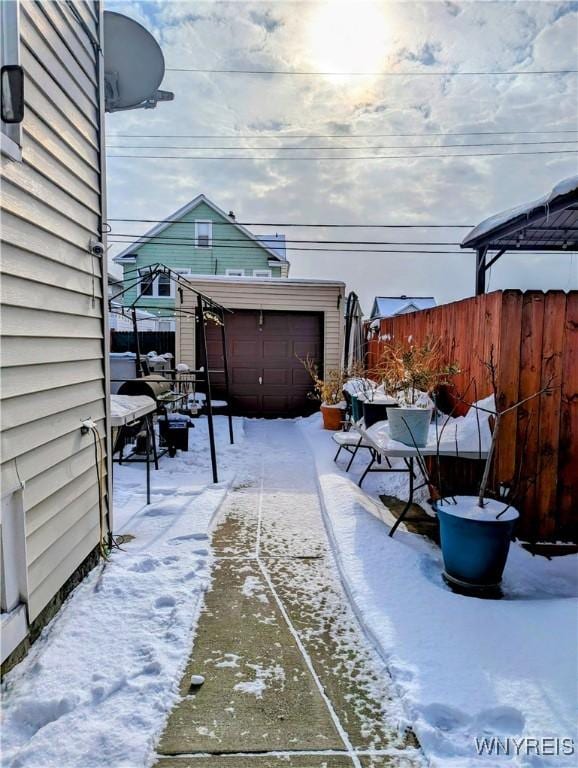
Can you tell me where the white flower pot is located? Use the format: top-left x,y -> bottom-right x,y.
388,406 -> 432,447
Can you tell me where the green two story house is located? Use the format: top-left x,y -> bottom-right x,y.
113,194 -> 289,320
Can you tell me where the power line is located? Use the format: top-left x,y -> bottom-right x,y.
105,139 -> 578,151
166,66 -> 578,77
107,148 -> 578,161
107,220 -> 472,228
108,238 -> 465,255
109,232 -> 462,246
108,219 -> 578,231
109,239 -> 577,255
106,128 -> 578,140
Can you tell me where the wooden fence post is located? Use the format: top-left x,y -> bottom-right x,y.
536,291 -> 566,539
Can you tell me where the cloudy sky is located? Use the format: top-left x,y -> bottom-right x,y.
105,0 -> 578,313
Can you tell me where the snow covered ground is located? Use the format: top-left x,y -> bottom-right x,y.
1,417 -> 247,768
2,414 -> 576,768
300,413 -> 578,768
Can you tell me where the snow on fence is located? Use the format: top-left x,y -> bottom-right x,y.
365,290 -> 577,543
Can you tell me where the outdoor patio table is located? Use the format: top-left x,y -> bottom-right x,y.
110,395 -> 157,504
351,419 -> 488,537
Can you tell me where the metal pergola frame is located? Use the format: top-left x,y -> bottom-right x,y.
109,263 -> 234,483
461,182 -> 578,295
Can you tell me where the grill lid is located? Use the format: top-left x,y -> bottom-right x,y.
117,374 -> 172,400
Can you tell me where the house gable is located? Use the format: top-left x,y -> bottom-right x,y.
114,196 -> 289,308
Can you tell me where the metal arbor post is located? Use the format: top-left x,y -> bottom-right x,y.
132,307 -> 145,377
197,295 -> 218,483
475,247 -> 487,296
220,311 -> 234,444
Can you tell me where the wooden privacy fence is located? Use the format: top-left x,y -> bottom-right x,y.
365,290 -> 577,543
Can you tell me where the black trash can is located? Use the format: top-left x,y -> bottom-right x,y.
158,416 -> 191,457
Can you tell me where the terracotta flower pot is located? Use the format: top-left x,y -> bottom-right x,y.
320,403 -> 345,430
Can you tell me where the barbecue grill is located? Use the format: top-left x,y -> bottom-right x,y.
118,375 -> 191,456
118,374 -> 171,400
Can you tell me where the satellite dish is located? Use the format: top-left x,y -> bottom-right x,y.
104,11 -> 174,113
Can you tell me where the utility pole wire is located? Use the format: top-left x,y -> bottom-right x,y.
107,148 -> 578,161
165,66 -> 578,77
105,139 -> 578,151
107,128 -> 578,139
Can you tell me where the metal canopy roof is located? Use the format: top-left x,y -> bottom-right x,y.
461,175 -> 578,294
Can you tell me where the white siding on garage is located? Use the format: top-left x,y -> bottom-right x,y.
0,1 -> 107,623
176,276 -> 345,374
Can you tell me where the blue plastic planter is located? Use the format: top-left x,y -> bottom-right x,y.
350,394 -> 363,423
435,499 -> 518,589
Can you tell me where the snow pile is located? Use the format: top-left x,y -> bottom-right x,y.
438,496 -> 519,523
300,413 -> 578,768
1,417 -> 246,768
343,377 -> 376,395
363,395 -> 494,455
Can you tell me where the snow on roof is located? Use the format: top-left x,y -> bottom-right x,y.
462,175 -> 578,248
256,234 -> 287,260
370,296 -> 436,319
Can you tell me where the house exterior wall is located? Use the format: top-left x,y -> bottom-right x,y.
118,201 -> 286,313
0,0 -> 108,635
176,277 -> 345,374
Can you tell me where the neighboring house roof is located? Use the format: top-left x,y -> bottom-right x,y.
256,234 -> 287,261
370,296 -> 437,319
113,194 -> 286,264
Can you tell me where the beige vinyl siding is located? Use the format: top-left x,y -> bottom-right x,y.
0,1 -> 106,622
176,277 -> 345,374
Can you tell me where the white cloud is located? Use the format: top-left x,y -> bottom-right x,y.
105,1 -> 578,311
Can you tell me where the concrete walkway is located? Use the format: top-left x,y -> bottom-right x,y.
155,421 -> 422,768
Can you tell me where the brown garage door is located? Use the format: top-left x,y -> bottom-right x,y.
204,310 -> 323,417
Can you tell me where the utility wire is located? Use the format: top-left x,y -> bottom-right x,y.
110,241 -> 576,256
106,219 -> 575,235
105,139 -> 578,151
107,220 -> 471,228
108,239 -> 466,254
107,148 -> 578,160
107,128 -> 578,139
165,66 -> 578,77
109,232 -> 462,246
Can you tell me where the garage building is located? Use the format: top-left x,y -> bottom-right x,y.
176,276 -> 345,418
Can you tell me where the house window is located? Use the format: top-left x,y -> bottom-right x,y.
157,273 -> 171,296
226,269 -> 244,277
139,270 -> 174,298
1,1 -> 22,162
195,221 -> 212,248
140,273 -> 154,296
253,269 -> 272,278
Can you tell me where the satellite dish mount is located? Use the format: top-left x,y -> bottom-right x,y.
103,11 -> 174,113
